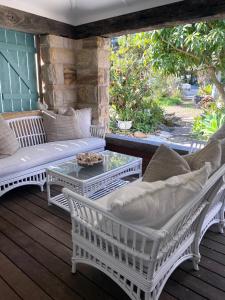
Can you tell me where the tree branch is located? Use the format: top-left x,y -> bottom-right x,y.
156,33 -> 201,63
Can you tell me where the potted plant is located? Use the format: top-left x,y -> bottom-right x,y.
117,108 -> 133,130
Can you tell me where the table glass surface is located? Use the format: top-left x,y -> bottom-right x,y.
48,151 -> 141,181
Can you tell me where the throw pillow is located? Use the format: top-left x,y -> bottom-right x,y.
143,144 -> 191,182
42,110 -> 77,142
183,139 -> 221,173
70,108 -> 92,139
99,163 -> 210,229
58,107 -> 92,139
0,116 -> 19,158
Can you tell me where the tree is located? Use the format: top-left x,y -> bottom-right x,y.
149,21 -> 225,102
110,34 -> 164,132
110,33 -> 152,112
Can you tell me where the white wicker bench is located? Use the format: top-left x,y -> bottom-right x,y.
0,111 -> 105,197
63,164 -> 225,300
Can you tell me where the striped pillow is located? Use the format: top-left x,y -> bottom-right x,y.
42,111 -> 77,142
0,116 -> 19,158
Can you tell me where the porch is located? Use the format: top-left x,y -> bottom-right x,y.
1,186 -> 225,300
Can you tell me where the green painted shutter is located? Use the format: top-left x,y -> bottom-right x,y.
0,28 -> 38,112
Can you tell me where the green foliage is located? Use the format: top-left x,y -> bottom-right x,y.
110,33 -> 153,112
157,97 -> 183,106
150,21 -> 225,102
192,103 -> 225,139
150,21 -> 225,76
132,103 -> 164,133
110,33 -> 165,133
109,103 -> 164,133
199,84 -> 213,96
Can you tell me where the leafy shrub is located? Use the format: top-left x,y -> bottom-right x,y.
109,102 -> 164,133
192,103 -> 225,139
132,103 -> 164,133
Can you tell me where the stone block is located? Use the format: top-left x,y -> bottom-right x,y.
98,86 -> 109,104
48,35 -> 64,48
63,38 -> 83,50
73,39 -> 83,50
40,35 -> 64,48
64,65 -> 77,86
40,35 -> 49,47
97,68 -> 109,85
83,37 -> 110,50
63,89 -> 77,103
44,85 -> 64,108
76,69 -> 98,84
76,50 -> 98,68
49,48 -> 76,64
97,49 -> 110,68
82,37 -> 98,49
40,47 -> 51,64
42,64 -> 64,85
77,85 -> 98,104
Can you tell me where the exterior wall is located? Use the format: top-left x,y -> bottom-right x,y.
40,35 -> 110,126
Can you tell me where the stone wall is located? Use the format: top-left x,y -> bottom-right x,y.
40,35 -> 110,126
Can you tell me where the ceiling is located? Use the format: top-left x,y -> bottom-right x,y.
0,0 -> 183,26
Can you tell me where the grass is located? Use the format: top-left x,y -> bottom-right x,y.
158,97 -> 183,106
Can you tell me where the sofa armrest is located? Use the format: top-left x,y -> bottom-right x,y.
90,125 -> 106,139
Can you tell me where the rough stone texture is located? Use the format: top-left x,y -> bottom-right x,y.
40,35 -> 110,126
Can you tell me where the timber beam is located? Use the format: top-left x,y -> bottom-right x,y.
0,0 -> 224,39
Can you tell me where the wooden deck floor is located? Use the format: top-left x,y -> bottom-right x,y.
0,187 -> 225,300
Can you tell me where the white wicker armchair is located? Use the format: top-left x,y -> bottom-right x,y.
63,166 -> 225,300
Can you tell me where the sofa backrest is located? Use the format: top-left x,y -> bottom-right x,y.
6,114 -> 46,148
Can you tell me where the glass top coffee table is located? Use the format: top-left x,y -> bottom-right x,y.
46,150 -> 142,211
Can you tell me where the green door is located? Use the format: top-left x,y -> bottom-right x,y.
0,28 -> 38,112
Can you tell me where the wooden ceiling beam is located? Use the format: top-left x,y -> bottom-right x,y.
0,0 -> 224,39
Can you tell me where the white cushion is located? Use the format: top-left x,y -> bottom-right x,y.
97,163 -> 211,229
0,138 -> 105,178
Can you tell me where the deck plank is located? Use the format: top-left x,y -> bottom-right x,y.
0,232 -> 82,300
0,275 -> 22,300
0,215 -> 117,300
0,251 -> 51,300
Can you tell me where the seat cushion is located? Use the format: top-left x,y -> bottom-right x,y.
97,163 -> 210,229
0,116 -> 19,158
143,144 -> 191,182
0,138 -> 105,178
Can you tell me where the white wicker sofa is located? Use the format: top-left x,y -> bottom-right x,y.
0,111 -> 105,197
63,164 -> 225,300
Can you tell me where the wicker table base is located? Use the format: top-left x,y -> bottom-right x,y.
47,151 -> 142,211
